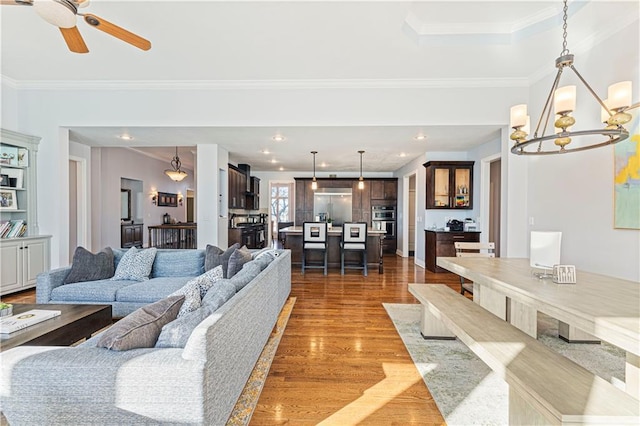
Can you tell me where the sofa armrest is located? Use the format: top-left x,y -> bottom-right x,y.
36,266 -> 71,303
1,346 -> 207,425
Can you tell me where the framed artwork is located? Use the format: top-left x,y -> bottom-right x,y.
0,145 -> 18,166
614,112 -> 640,229
157,191 -> 178,207
0,174 -> 8,187
0,189 -> 17,210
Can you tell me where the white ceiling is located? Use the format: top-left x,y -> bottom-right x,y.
2,1 -> 638,172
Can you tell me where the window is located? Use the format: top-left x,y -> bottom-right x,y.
270,182 -> 294,239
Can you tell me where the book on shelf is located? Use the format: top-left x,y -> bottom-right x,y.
1,219 -> 26,238
0,309 -> 61,334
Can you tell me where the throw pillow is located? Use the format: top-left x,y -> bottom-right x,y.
169,279 -> 202,317
227,245 -> 252,278
96,295 -> 184,351
193,265 -> 224,298
64,246 -> 115,284
205,243 -> 240,277
111,247 -> 157,281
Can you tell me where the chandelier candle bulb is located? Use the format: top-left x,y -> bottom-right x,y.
608,81 -> 632,110
554,86 -> 576,115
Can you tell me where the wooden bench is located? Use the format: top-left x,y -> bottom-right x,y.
408,284 -> 640,425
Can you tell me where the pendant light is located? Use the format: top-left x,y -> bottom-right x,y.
164,146 -> 188,182
509,0 -> 638,155
358,150 -> 365,190
311,151 -> 318,190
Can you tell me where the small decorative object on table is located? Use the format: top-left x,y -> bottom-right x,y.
0,302 -> 13,317
552,265 -> 577,284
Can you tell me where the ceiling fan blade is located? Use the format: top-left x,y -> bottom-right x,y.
60,26 -> 89,54
0,0 -> 33,4
83,13 -> 151,51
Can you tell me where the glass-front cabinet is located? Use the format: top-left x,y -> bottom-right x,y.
424,161 -> 474,209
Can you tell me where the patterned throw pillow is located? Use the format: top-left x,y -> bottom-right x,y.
96,295 -> 184,351
169,265 -> 224,317
64,247 -> 115,284
111,247 -> 157,281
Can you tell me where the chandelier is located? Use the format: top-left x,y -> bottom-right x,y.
311,151 -> 318,190
164,147 -> 188,182
358,150 -> 365,190
510,0 -> 638,155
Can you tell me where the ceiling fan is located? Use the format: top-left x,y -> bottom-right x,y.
1,0 -> 151,53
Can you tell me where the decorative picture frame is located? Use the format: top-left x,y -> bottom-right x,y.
0,174 -> 8,187
0,145 -> 18,166
0,189 -> 18,210
157,191 -> 178,207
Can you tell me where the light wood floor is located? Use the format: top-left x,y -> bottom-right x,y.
3,254 -> 464,425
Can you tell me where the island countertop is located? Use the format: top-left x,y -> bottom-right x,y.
280,226 -> 386,235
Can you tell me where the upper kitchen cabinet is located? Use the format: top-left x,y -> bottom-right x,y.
370,179 -> 397,201
424,161 -> 474,209
228,164 -> 247,209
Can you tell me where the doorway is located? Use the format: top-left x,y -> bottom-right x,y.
69,156 -> 88,258
489,159 -> 501,256
408,175 -> 416,257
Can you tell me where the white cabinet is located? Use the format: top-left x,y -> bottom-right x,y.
0,236 -> 51,295
1,128 -> 51,295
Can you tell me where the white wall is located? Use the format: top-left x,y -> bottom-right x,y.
524,21 -> 639,280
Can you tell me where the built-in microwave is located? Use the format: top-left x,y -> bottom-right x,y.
372,206 -> 396,221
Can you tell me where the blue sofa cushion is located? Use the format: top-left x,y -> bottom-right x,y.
97,295 -> 185,351
156,280 -> 237,349
64,247 -> 115,284
111,247 -> 157,281
150,249 -> 205,278
115,277 -> 192,304
51,279 -> 135,302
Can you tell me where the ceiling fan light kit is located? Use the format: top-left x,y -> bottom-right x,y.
4,0 -> 151,53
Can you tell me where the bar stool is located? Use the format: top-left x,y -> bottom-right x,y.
341,222 -> 367,276
302,222 -> 328,275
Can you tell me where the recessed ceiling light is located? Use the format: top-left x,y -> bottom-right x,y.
271,159 -> 277,163
119,134 -> 134,141
399,152 -> 407,157
320,162 -> 327,168
272,134 -> 285,142
279,167 -> 284,171
262,149 -> 270,155
414,134 -> 427,141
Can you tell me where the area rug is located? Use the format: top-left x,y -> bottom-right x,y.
383,303 -> 626,426
226,297 -> 296,426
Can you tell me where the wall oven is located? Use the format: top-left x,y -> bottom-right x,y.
372,206 -> 396,221
372,220 -> 395,238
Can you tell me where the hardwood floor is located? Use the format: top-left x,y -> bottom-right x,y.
2,254 -> 463,425
251,254 -> 461,425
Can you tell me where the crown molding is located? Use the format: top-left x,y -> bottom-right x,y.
0,77 -> 529,91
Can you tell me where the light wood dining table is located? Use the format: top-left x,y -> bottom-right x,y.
436,256 -> 640,398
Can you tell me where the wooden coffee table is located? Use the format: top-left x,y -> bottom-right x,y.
0,303 -> 112,352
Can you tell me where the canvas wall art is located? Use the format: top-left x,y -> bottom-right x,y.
614,112 -> 640,229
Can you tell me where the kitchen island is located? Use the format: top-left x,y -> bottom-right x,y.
280,226 -> 386,273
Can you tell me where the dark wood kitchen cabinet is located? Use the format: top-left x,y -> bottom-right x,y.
424,161 -> 474,209
228,164 -> 246,209
121,223 -> 143,248
425,230 -> 480,273
370,180 -> 397,201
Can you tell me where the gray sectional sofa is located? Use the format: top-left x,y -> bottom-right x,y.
1,248 -> 292,425
37,248 -> 212,318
